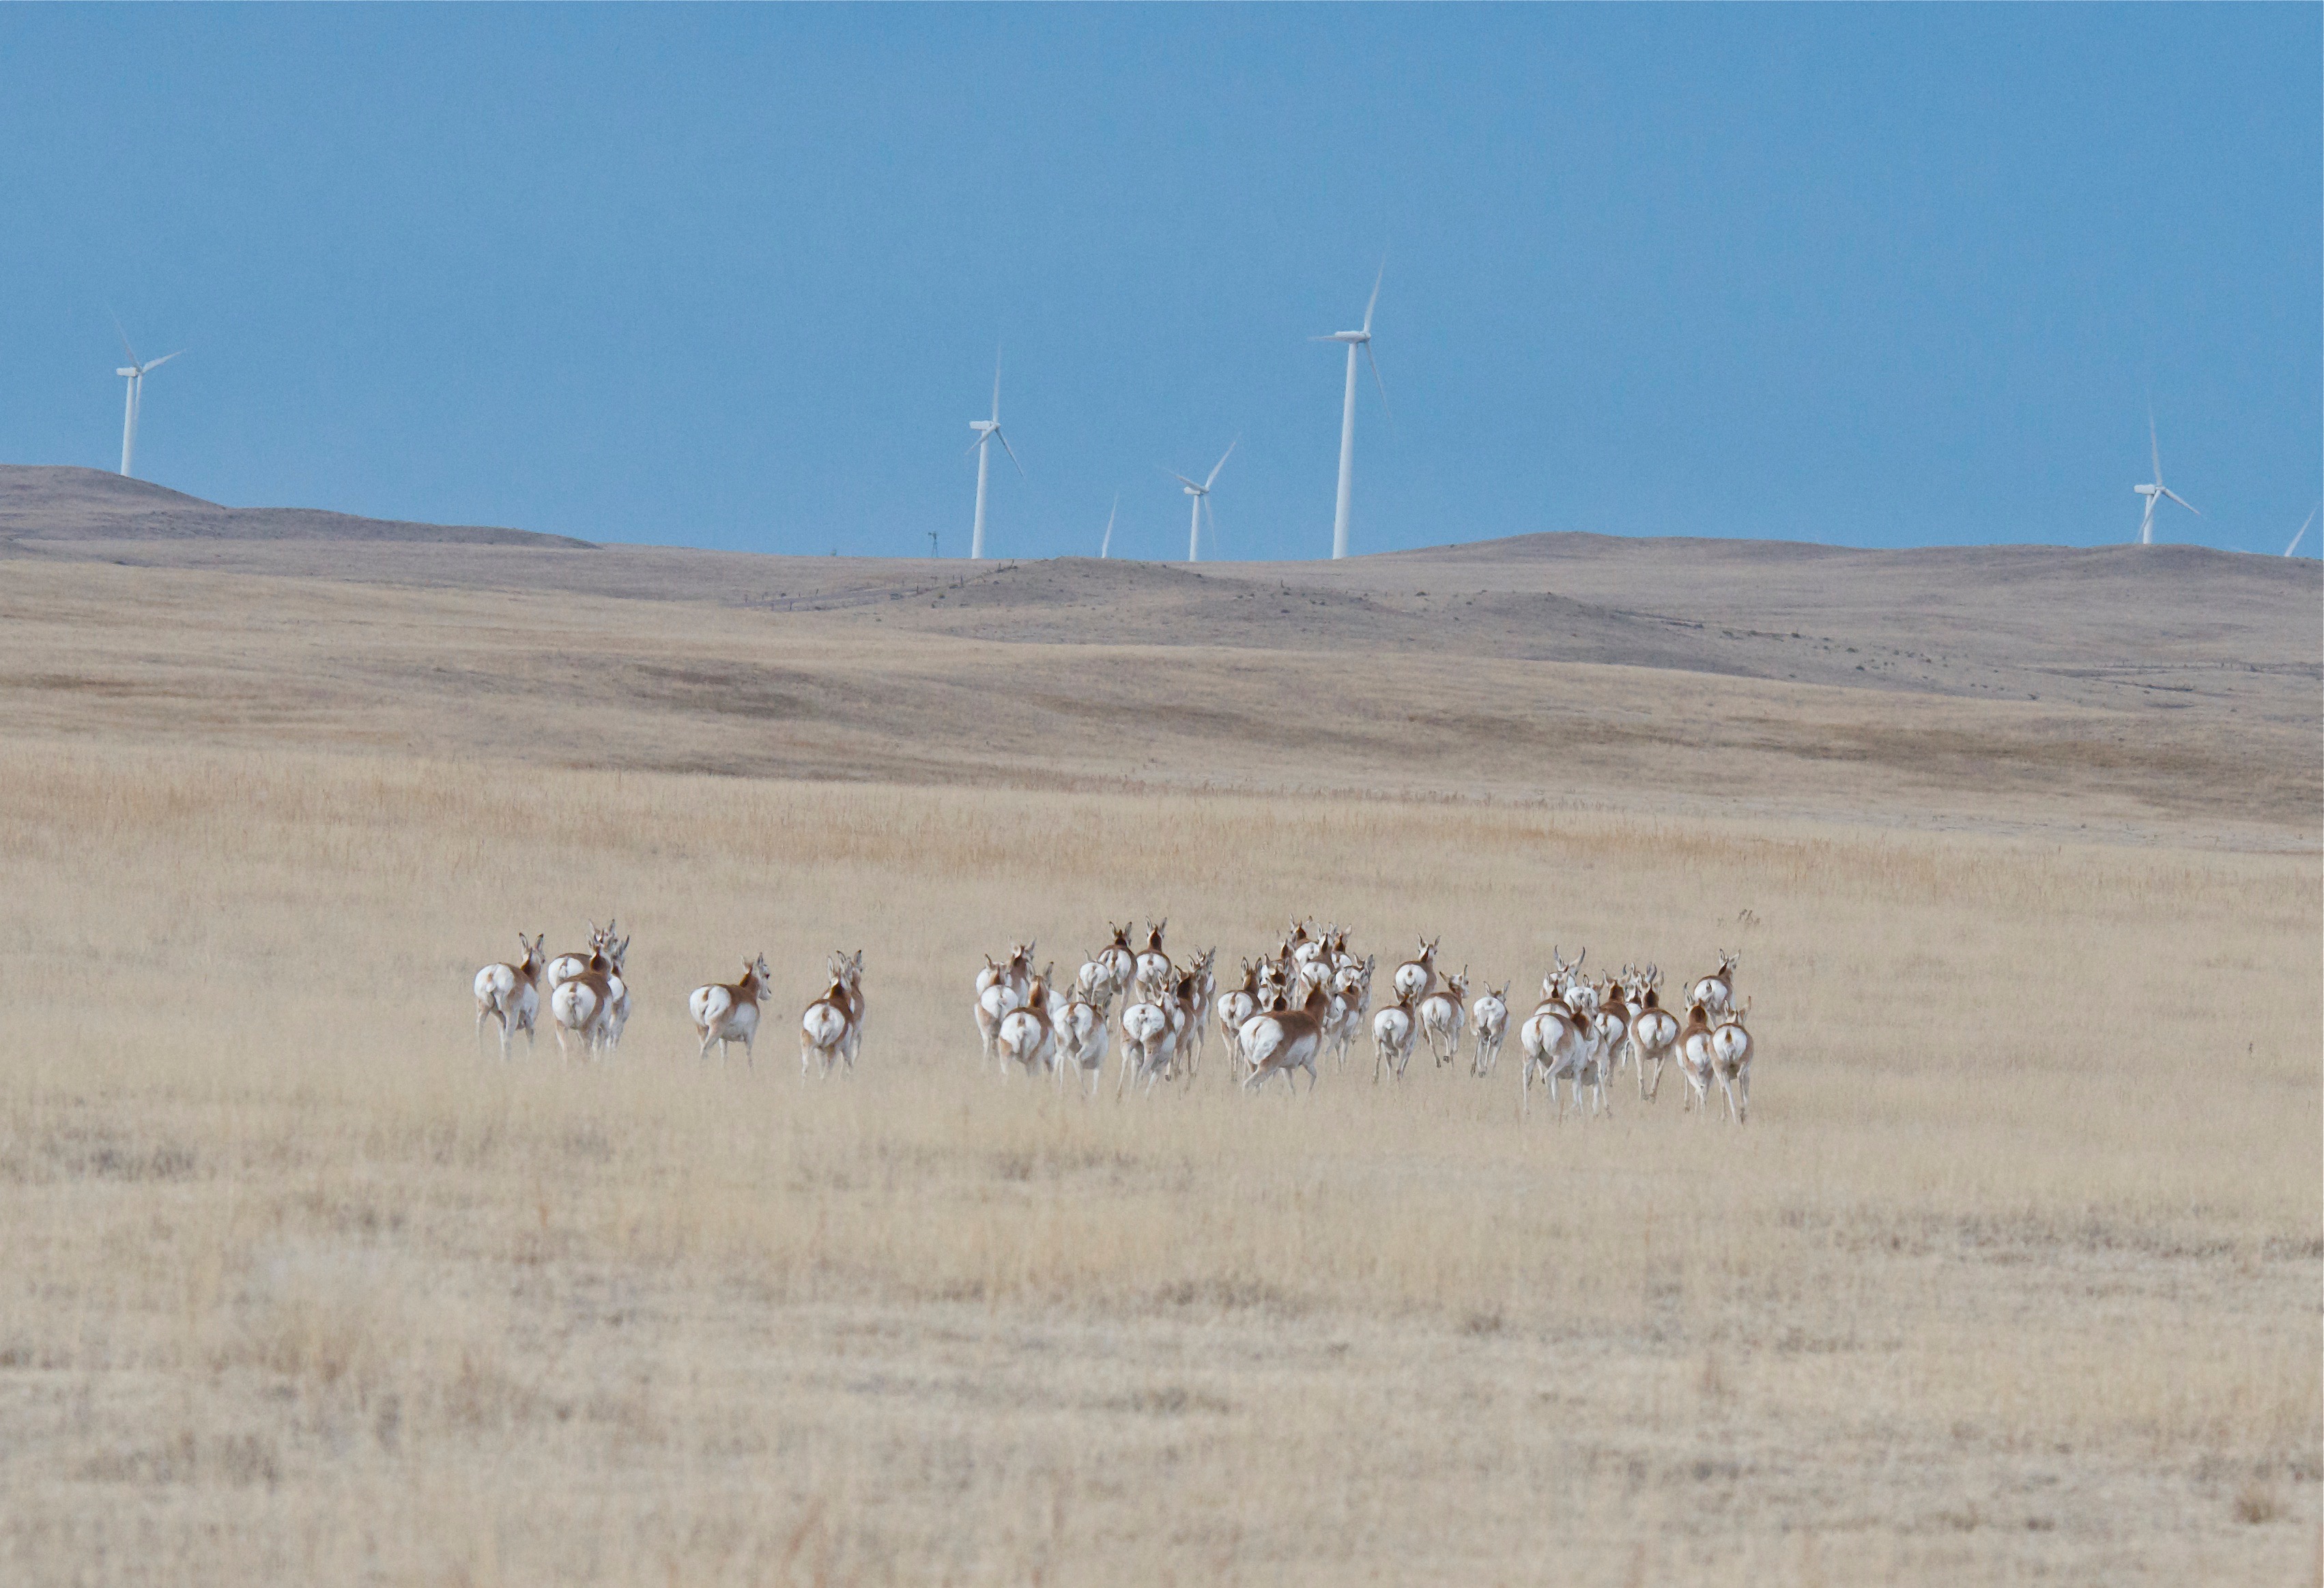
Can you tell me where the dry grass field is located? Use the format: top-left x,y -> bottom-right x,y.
0,481 -> 2316,1583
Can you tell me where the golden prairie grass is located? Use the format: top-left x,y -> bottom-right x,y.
0,740 -> 2316,1585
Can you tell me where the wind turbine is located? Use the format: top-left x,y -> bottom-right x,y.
1312,262 -> 1389,559
1100,494 -> 1118,558
1168,440 -> 1236,563
113,326 -> 183,479
2288,506 -> 2317,558
2133,410 -> 2198,545
965,353 -> 1022,559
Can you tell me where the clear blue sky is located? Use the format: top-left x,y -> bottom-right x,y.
3,5 -> 2316,560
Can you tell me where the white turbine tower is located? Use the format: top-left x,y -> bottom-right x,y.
1313,263 -> 1388,559
1169,440 -> 1236,563
966,355 -> 1022,560
2133,410 -> 2198,545
2288,506 -> 2316,558
113,328 -> 183,479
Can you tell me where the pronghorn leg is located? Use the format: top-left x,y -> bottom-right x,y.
1736,1073 -> 1749,1124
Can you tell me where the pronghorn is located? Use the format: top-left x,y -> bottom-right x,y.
975,952 -> 1007,1000
545,920 -> 617,991
599,934 -> 633,1049
1566,982 -> 1618,1118
1165,961 -> 1209,1081
827,949 -> 865,1067
1326,954 -> 1375,1070
1215,959 -> 1261,1072
1254,952 -> 1293,1012
1712,999 -> 1753,1123
1371,987 -> 1421,1082
1053,991 -> 1111,1097
1547,946 -> 1590,1004
975,977 -> 1022,1065
1097,924 -> 1138,1008
1519,981 -> 1583,1117
1391,937 -> 1440,1004
995,970 -> 1060,1080
688,954 -> 773,1063
1076,952 -> 1117,1009
1418,967 -> 1470,1068
1625,969 -> 1683,1101
1242,980 -> 1332,1094
1289,921 -> 1331,985
1132,921 -> 1172,1003
1691,950 -> 1740,1019
975,944 -> 1035,1064
1590,976 -> 1633,1100
1675,1002 -> 1717,1114
800,971 -> 854,1078
1117,994 -> 1176,1098
549,943 -> 625,1061
1469,981 -> 1510,1077
1181,948 -> 1218,1077
473,932 -> 547,1058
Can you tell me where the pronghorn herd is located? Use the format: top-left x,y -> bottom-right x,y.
966,922 -> 1758,1121
472,921 -> 867,1077
472,918 -> 1754,1120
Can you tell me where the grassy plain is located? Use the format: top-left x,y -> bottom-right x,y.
0,503 -> 2317,1582
0,739 -> 2316,1585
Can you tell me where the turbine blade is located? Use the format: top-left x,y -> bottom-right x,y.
1204,494 -> 1220,554
992,358 -> 1002,423
1365,343 -> 1391,420
143,350 -> 184,372
1205,436 -> 1237,490
2160,487 -> 2198,515
1164,469 -> 1202,490
1362,259 -> 1383,336
996,428 -> 1024,476
112,313 -> 136,367
2289,507 -> 2318,557
2149,408 -> 2162,485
